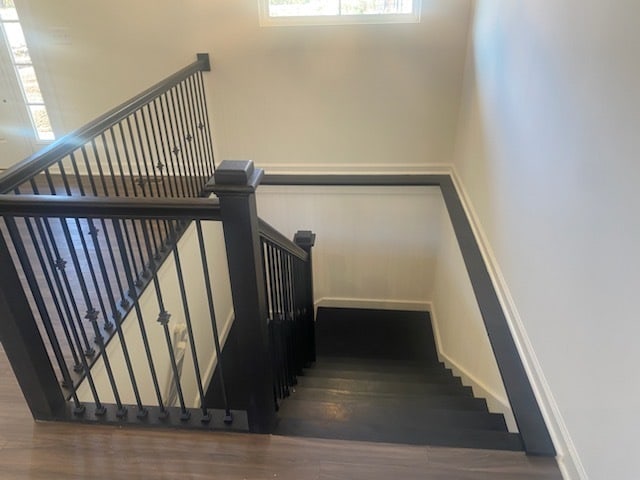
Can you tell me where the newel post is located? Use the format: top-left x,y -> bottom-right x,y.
0,229 -> 66,420
206,160 -> 276,433
294,230 -> 316,364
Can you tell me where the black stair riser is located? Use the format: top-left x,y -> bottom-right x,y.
278,399 -> 508,431
297,377 -> 472,396
305,369 -> 462,385
274,418 -> 523,451
291,387 -> 488,411
317,357 -> 446,372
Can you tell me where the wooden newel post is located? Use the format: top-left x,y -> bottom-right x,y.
0,229 -> 66,420
206,160 -> 276,433
293,230 -> 316,364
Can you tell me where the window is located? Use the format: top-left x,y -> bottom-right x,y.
259,0 -> 421,26
0,0 -> 54,141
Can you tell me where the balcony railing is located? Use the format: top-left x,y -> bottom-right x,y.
0,51 -> 316,434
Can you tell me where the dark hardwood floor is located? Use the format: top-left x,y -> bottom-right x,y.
0,344 -> 563,479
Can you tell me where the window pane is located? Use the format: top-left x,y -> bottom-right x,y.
17,65 -> 43,103
3,21 -> 31,63
269,0 -> 339,17
341,0 -> 413,15
29,105 -> 55,141
0,0 -> 18,21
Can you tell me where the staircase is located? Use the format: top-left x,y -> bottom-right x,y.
273,307 -> 523,451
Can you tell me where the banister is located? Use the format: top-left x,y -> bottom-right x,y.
0,53 -> 211,194
0,194 -> 221,220
258,218 -> 308,262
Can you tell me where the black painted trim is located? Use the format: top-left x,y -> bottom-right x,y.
260,173 -> 556,456
263,174 -> 443,186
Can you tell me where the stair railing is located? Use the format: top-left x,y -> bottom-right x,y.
0,53 -> 215,391
259,221 -> 316,408
0,51 -> 316,433
206,160 -> 316,432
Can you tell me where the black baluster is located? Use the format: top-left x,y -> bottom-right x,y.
183,75 -> 208,187
140,222 -> 190,421
11,215 -> 80,399
167,86 -> 195,197
113,219 -> 163,419
157,94 -> 186,198
175,80 -> 200,193
170,222 -> 211,422
195,220 -> 233,424
195,70 -> 217,173
150,98 -> 177,197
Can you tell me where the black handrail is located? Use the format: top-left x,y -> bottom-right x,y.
0,54 -> 211,194
258,218 -> 308,261
0,194 -> 221,220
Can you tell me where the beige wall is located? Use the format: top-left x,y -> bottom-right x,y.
453,1 -> 640,478
257,185 -> 441,309
10,0 -> 471,171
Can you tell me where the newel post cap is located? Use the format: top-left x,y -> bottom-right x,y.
294,230 -> 316,249
205,160 -> 264,195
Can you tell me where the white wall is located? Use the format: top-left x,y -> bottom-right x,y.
431,195 -> 514,431
453,1 -> 640,478
77,220 -> 234,409
257,185 -> 442,310
8,0 -> 472,172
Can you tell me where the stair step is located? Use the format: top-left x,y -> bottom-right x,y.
316,356 -> 445,374
305,367 -> 461,385
289,387 -> 488,411
274,417 -> 523,451
278,398 -> 508,431
296,376 -> 472,396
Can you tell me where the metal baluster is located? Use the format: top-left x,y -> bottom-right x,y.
87,216 -> 144,419
169,85 -> 197,197
137,107 -> 161,198
5,216 -> 102,414
195,220 -> 233,423
113,219 -> 164,418
140,220 -> 190,421
271,244 -> 290,397
10,215 -> 81,398
195,70 -> 217,173
139,105 -> 172,246
108,127 -> 146,287
84,143 -> 128,322
16,182 -> 83,376
264,241 -> 284,402
175,80 -> 200,194
190,73 -> 212,181
93,137 -> 129,309
166,87 -> 195,197
182,75 -> 208,187
150,98 -> 177,197
127,116 -> 162,261
170,221 -> 210,422
24,180 -> 95,359
116,122 -> 150,284
157,94 -> 186,198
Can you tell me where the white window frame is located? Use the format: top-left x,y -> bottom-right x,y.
258,0 -> 422,27
0,1 -> 55,142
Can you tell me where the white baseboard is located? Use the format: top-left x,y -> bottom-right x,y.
427,302 -> 517,432
314,297 -> 430,313
450,167 -> 586,480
